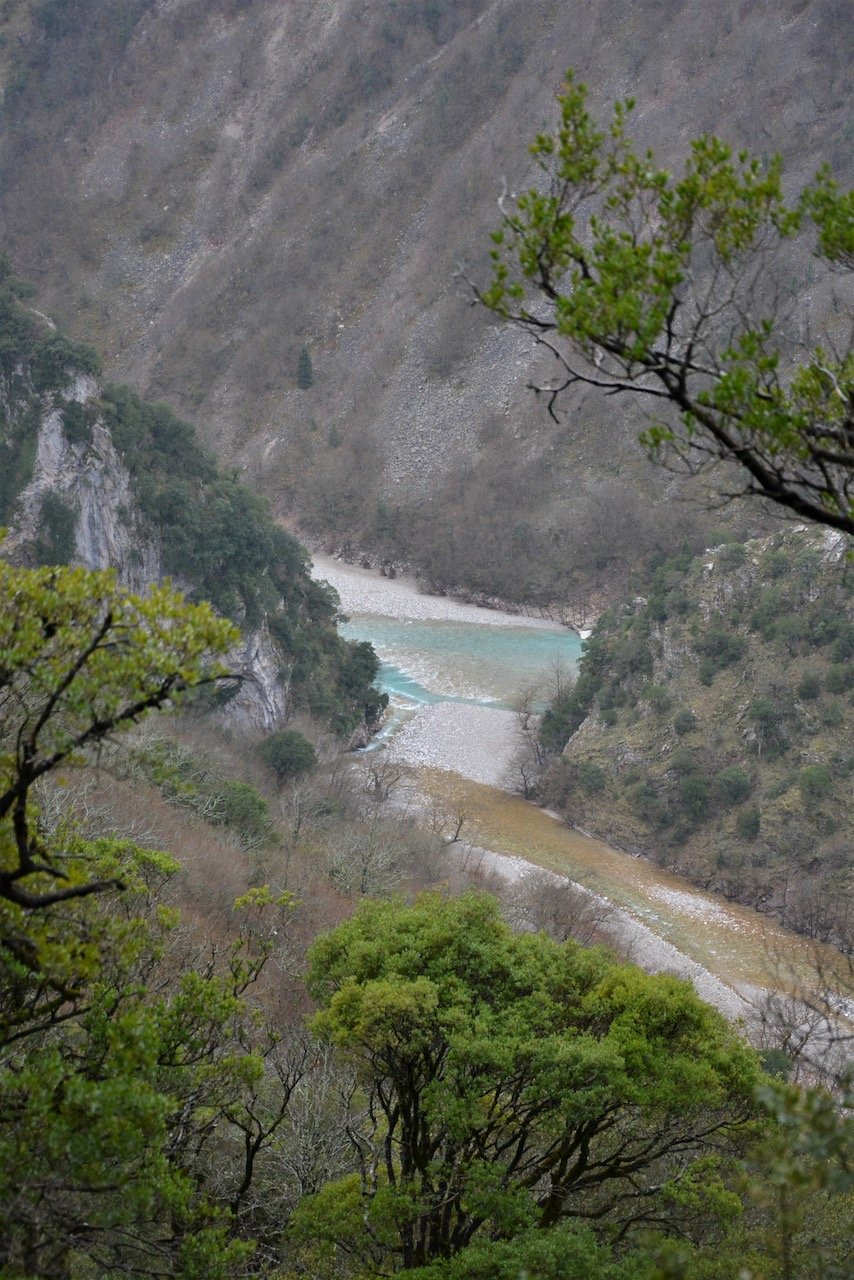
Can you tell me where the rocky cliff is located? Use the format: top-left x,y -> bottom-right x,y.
0,268 -> 384,735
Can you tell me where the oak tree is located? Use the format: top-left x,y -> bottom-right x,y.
298,893 -> 760,1271
477,76 -> 854,536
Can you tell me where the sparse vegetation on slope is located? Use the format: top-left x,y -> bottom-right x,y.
539,530 -> 854,949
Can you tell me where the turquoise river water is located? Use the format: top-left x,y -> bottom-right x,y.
339,615 -> 583,709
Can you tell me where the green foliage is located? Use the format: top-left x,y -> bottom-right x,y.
643,683 -> 673,714
257,728 -> 317,781
0,832 -> 291,1277
404,1226 -> 633,1280
578,758 -> 606,795
0,558 -> 299,1274
749,1078 -> 854,1279
0,556 -> 237,908
673,707 -> 697,736
302,893 -> 760,1270
296,344 -> 314,389
799,764 -> 833,803
695,628 -> 748,683
59,395 -> 97,444
31,331 -> 101,391
796,671 -> 822,701
679,774 -> 711,820
98,382 -> 383,732
714,766 -> 753,806
480,74 -> 854,535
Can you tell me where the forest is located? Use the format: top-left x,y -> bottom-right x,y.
1,2 -> 853,1276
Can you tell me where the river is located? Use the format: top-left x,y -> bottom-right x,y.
313,554 -> 854,1043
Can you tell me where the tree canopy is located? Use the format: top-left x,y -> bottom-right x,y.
300,893 -> 760,1272
0,557 -> 237,910
478,75 -> 854,536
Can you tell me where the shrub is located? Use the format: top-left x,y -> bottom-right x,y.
679,774 -> 711,820
714,765 -> 753,805
716,541 -> 747,570
642,684 -> 672,714
628,780 -> 667,826
60,398 -> 96,445
670,746 -> 700,776
35,491 -> 76,564
211,779 -> 269,841
297,345 -> 314,389
257,729 -> 317,781
736,806 -> 761,841
673,707 -> 696,736
578,760 -> 606,796
799,765 -> 833,804
796,672 -> 822,701
825,664 -> 854,694
695,627 -> 747,670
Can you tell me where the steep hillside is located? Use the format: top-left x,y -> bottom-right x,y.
0,255 -> 385,734
1,0 -> 849,599
540,529 -> 854,949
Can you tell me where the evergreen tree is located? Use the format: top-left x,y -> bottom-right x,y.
297,344 -> 314,389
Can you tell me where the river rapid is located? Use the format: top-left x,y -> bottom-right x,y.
313,554 -> 853,1042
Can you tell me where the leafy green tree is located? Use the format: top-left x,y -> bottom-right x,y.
0,558 -> 307,1276
257,728 -> 317,781
478,75 -> 854,536
298,894 -> 760,1272
0,557 -> 237,910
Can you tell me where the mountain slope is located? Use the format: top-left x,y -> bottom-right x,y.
540,529 -> 854,949
1,0 -> 850,599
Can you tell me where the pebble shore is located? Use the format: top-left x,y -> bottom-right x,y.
312,554 -> 565,629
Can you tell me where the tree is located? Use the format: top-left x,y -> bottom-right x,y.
257,728 -> 317,781
0,557 -> 237,910
297,344 -> 314,389
477,75 -> 854,537
0,558 -> 306,1276
297,893 -> 760,1272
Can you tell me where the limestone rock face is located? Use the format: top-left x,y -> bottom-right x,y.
5,373 -> 287,730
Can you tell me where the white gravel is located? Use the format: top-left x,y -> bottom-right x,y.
312,554 -> 564,628
383,703 -> 519,788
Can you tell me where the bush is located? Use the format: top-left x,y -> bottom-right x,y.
670,746 -> 700,776
679,774 -> 711,820
799,765 -> 833,804
716,541 -> 747,570
257,729 -> 317,781
825,664 -> 854,694
628,780 -> 666,825
736,806 -> 761,841
796,672 -> 822,701
35,491 -> 76,564
211,779 -> 269,841
714,765 -> 753,805
642,684 -> 672,714
578,760 -> 606,796
673,707 -> 696,736
695,627 -> 747,671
